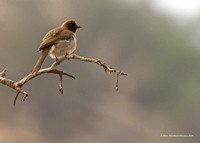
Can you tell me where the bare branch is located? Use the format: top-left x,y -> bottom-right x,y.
0,53 -> 127,105
71,54 -> 127,90
16,68 -> 75,87
0,74 -> 28,99
50,53 -> 128,91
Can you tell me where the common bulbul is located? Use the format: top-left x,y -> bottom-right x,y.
31,20 -> 81,74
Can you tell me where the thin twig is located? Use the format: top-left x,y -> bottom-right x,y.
59,74 -> 63,94
116,73 -> 119,91
13,92 -> 19,106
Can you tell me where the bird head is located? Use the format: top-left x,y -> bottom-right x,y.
62,20 -> 82,33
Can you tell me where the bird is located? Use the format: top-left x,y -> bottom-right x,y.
31,20 -> 82,74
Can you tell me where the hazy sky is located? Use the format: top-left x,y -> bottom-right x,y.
126,0 -> 200,18
152,0 -> 200,18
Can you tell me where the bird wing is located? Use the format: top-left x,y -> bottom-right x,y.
38,27 -> 73,51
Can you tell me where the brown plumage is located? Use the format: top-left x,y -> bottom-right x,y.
31,20 -> 81,74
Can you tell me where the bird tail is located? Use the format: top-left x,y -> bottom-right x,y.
31,48 -> 50,74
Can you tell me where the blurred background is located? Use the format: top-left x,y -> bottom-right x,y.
0,0 -> 200,142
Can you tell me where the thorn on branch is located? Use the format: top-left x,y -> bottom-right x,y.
59,74 -> 63,94
0,69 -> 7,77
22,94 -> 28,102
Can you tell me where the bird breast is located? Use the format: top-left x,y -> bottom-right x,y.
49,36 -> 76,59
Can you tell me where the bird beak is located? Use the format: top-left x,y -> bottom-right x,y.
75,25 -> 82,29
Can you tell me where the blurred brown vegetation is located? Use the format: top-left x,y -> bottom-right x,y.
0,0 -> 200,142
